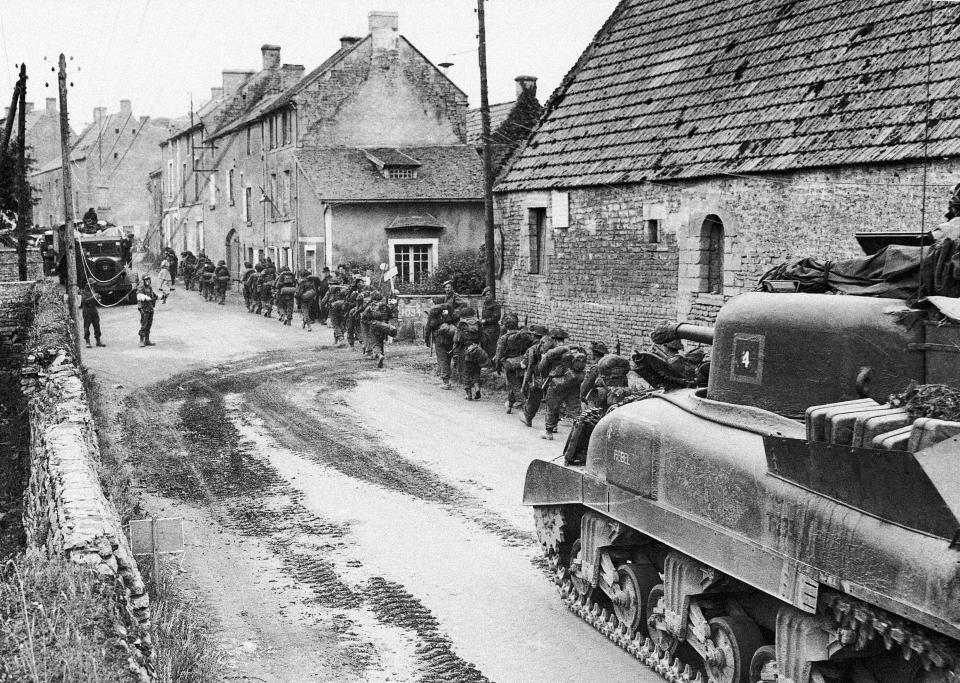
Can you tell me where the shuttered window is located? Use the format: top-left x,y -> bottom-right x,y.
528,208 -> 546,275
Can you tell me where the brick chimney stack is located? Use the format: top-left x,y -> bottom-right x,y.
515,75 -> 538,99
46,97 -> 57,114
24,102 -> 34,114
120,99 -> 132,116
94,106 -> 107,123
369,11 -> 399,54
261,44 -> 281,70
280,64 -> 306,90
210,86 -> 224,101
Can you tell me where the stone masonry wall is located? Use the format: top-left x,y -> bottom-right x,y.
0,248 -> 43,282
497,159 -> 960,352
19,282 -> 152,680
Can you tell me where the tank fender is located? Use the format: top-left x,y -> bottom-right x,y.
523,459 -> 583,506
661,551 -> 723,640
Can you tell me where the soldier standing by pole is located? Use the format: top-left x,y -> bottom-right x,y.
58,54 -> 80,356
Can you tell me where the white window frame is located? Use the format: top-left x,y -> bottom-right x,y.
388,237 -> 439,283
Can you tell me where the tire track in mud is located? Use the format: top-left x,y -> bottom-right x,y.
125,351 -> 503,682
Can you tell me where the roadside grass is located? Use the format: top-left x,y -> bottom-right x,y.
0,554 -> 132,682
83,369 -> 224,682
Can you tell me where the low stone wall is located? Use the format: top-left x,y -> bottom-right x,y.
19,282 -> 153,680
0,247 -> 43,281
395,293 -> 482,341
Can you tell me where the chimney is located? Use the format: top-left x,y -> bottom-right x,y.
280,64 -> 306,90
515,75 -> 538,99
340,35 -> 362,49
24,102 -> 34,114
369,11 -> 399,53
222,70 -> 254,94
120,99 -> 132,116
46,97 -> 57,114
210,86 -> 224,101
261,44 -> 281,70
94,106 -> 107,123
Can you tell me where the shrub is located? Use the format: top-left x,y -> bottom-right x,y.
394,248 -> 486,294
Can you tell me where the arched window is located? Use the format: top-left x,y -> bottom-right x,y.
700,215 -> 724,294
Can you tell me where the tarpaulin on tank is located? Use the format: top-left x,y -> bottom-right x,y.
759,238 -> 960,300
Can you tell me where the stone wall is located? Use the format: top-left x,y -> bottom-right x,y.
0,248 -> 43,282
395,293 -> 481,341
496,159 -> 960,351
18,282 -> 153,679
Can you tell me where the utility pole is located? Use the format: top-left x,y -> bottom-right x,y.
16,63 -> 28,281
0,78 -> 19,159
477,0 -> 496,298
58,54 -> 79,349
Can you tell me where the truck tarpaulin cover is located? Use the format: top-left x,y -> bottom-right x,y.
759,237 -> 960,300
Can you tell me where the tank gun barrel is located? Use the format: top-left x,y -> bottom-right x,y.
652,322 -> 714,345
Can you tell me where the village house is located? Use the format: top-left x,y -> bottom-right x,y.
32,100 -> 169,240
494,0 -> 960,350
0,98 -> 76,173
466,75 -> 543,179
191,11 -> 484,282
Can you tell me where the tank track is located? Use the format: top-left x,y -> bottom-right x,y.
545,551 -> 960,681
822,592 -> 959,680
545,552 -> 707,682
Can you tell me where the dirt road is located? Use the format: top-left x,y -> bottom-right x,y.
84,287 -> 654,682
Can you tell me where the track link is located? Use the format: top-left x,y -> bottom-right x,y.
547,554 -> 705,683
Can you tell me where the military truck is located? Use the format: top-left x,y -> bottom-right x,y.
56,221 -> 138,303
524,250 -> 960,681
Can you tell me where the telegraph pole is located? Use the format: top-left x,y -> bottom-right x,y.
477,0 -> 496,297
58,54 -> 79,344
16,63 -> 28,280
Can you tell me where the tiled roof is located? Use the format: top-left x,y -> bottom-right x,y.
363,148 -> 422,168
296,146 -> 484,202
386,213 -> 446,230
466,101 -> 515,144
498,0 -> 960,191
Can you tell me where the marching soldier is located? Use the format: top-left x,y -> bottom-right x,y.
361,291 -> 396,368
214,260 -> 231,305
136,275 -> 159,347
425,302 -> 459,389
80,284 -> 105,348
240,261 -> 256,310
479,286 -> 502,359
538,336 -> 587,440
275,266 -> 297,325
494,314 -> 535,413
519,325 -> 558,427
328,286 -> 349,346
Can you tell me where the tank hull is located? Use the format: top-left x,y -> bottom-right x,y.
524,390 -> 960,641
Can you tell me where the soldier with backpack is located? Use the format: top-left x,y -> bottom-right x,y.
327,286 -> 349,346
425,303 -> 459,389
495,316 -> 536,413
275,267 -> 297,325
519,325 -> 558,427
453,306 -> 482,388
214,260 -> 231,305
539,337 -> 587,440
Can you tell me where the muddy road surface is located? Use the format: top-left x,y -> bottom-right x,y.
84,289 -> 653,682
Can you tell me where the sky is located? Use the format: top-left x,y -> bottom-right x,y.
0,0 -> 620,129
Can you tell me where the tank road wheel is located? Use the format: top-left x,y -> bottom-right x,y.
568,539 -> 594,600
864,656 -> 950,683
646,584 -> 679,656
612,562 -> 660,632
705,616 -> 765,683
748,645 -> 777,683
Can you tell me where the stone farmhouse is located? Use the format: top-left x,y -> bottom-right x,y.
494,0 -> 960,350
157,12 -> 486,283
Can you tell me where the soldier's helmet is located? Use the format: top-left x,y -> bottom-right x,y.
255,263 -> 263,272
530,324 -> 550,337
217,260 -> 226,266
243,261 -> 253,269
550,327 -> 569,340
460,306 -> 477,318
591,340 -> 609,356
502,312 -> 519,330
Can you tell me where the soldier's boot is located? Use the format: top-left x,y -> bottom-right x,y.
376,353 -> 384,369
464,387 -> 474,401
505,400 -> 513,414
138,334 -> 145,348
474,386 -> 481,400
144,334 -> 155,346
518,411 -> 532,427
540,431 -> 554,441
95,338 -> 105,347
441,380 -> 452,390
85,339 -> 92,348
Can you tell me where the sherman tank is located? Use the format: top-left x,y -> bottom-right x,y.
524,292 -> 960,683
